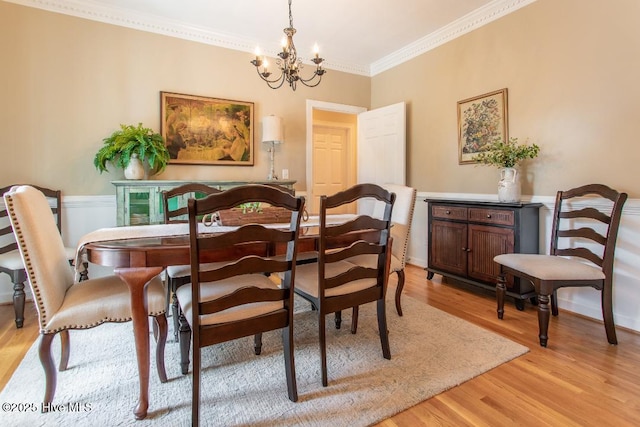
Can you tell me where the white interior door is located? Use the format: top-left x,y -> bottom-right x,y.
357,102 -> 406,214
311,125 -> 355,214
357,102 -> 406,186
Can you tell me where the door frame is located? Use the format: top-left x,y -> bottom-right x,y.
305,100 -> 367,213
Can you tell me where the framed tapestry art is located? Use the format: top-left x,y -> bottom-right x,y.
457,88 -> 508,164
161,92 -> 254,165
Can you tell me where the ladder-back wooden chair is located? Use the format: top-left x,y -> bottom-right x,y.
175,184 -> 305,426
161,183 -> 222,341
495,183 -> 627,347
293,183 -> 395,386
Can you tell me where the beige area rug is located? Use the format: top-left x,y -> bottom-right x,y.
1,294 -> 528,426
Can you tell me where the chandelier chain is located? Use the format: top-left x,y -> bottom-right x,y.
288,0 -> 294,28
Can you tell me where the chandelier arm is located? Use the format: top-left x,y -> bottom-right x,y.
254,66 -> 286,87
298,76 -> 324,88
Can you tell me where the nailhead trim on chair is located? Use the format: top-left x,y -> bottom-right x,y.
6,194 -> 167,333
398,188 -> 417,270
4,195 -> 50,330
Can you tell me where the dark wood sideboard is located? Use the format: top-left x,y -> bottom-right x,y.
425,198 -> 543,309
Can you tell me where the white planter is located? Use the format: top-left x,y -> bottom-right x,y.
124,153 -> 145,180
497,167 -> 521,203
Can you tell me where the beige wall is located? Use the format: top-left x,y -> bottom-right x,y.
3,0 -> 639,198
0,2 -> 370,195
372,0 -> 640,198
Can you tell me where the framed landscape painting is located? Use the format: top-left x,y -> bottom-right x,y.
457,88 -> 508,164
160,92 -> 254,165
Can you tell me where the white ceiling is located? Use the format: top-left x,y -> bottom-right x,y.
8,0 -> 536,76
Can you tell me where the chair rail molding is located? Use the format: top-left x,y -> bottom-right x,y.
2,191 -> 639,333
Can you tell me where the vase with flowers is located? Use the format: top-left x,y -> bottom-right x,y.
473,137 -> 540,202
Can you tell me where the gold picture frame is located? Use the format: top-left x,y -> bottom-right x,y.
160,92 -> 254,166
457,88 -> 508,164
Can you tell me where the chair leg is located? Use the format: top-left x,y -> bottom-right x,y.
39,333 -> 57,410
254,333 -> 263,355
551,290 -> 559,316
351,306 -> 359,334
602,285 -> 618,345
334,311 -> 342,329
172,286 -> 181,342
377,298 -> 391,360
12,280 -> 26,329
154,314 -> 168,383
282,325 -> 298,402
58,330 -> 70,371
165,277 -> 172,316
192,346 -> 201,427
179,312 -> 192,375
537,294 -> 551,347
496,274 -> 506,319
319,313 -> 328,387
395,269 -> 405,316
79,262 -> 89,281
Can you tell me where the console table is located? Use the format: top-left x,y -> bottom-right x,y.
425,198 -> 543,309
112,180 -> 296,226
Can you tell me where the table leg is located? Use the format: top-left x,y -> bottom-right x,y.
114,266 -> 163,421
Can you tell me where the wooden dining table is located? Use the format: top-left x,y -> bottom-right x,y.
75,215 -> 363,420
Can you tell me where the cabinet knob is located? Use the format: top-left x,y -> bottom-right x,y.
487,214 -> 492,218
445,210 -> 451,215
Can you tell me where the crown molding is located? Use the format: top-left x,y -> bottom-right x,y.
370,0 -> 538,76
5,0 -> 536,78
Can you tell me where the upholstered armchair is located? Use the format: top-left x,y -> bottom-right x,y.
3,185 -> 168,407
0,184 -> 87,329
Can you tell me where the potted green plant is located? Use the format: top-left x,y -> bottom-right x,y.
93,123 -> 170,179
473,137 -> 540,202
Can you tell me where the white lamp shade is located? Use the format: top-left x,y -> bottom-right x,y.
262,115 -> 283,143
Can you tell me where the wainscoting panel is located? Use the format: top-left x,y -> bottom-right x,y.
2,192 -> 638,333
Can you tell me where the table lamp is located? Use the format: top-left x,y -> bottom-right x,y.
262,115 -> 283,180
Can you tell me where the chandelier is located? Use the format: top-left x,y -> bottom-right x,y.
250,0 -> 326,91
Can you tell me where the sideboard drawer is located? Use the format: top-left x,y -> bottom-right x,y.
432,205 -> 467,221
469,208 -> 515,226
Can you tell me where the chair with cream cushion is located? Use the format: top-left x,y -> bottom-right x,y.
161,183 -> 222,341
3,185 -> 168,407
347,183 -> 416,333
0,184 -> 87,329
374,183 -> 416,315
495,184 -> 627,347
175,184 -> 305,426
293,183 -> 395,386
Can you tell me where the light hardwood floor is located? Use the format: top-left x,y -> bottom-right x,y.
2,264 -> 639,426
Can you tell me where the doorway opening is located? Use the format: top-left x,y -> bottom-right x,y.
306,100 -> 366,214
